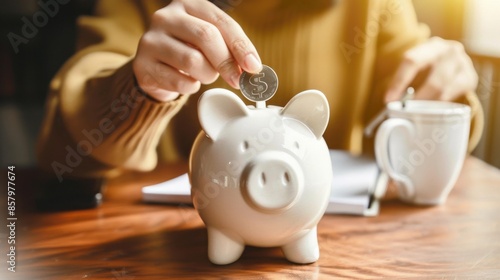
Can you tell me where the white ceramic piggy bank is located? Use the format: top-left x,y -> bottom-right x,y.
189,88 -> 332,265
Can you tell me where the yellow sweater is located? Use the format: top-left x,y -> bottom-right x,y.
36,0 -> 482,179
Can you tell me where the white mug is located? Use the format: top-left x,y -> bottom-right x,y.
375,100 -> 471,205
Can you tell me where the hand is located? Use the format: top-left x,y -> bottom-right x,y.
133,0 -> 262,102
385,37 -> 478,102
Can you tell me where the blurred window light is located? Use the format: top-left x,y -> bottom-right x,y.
464,0 -> 500,56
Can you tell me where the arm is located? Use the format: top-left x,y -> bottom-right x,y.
37,0 -> 262,180
365,0 -> 483,152
37,0 -> 167,180
384,36 -> 483,152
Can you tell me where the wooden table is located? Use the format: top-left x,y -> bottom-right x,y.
2,157 -> 500,279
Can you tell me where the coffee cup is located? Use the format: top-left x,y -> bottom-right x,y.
375,100 -> 471,205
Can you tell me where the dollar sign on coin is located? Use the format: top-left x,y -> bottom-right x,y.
239,65 -> 278,102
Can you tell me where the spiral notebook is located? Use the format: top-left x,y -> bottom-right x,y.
142,150 -> 387,216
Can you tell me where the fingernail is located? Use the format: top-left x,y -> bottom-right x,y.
244,54 -> 262,73
231,73 -> 240,89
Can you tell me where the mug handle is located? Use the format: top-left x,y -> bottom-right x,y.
375,118 -> 416,200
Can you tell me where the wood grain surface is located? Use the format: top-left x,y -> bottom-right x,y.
1,157 -> 499,279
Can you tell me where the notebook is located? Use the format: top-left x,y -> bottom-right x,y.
142,150 -> 387,216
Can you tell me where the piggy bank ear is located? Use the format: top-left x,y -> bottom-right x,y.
198,88 -> 249,140
281,90 -> 330,139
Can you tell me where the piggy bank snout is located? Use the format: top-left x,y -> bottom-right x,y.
241,151 -> 304,212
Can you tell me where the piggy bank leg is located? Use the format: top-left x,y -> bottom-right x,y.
281,227 -> 319,264
207,227 -> 245,265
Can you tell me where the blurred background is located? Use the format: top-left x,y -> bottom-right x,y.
0,0 -> 95,167
0,0 -> 499,169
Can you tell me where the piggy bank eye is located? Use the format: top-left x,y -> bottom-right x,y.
241,140 -> 250,152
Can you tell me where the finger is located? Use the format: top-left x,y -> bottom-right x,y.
439,41 -> 477,100
385,38 -> 449,102
162,12 -> 240,88
385,59 -> 422,102
143,31 -> 219,85
440,64 -> 478,101
440,72 -> 470,101
136,60 -> 201,98
413,77 -> 441,100
414,43 -> 475,101
457,48 -> 479,91
413,59 -> 458,100
180,0 -> 262,74
143,88 -> 180,103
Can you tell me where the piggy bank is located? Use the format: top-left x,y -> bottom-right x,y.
189,88 -> 332,265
